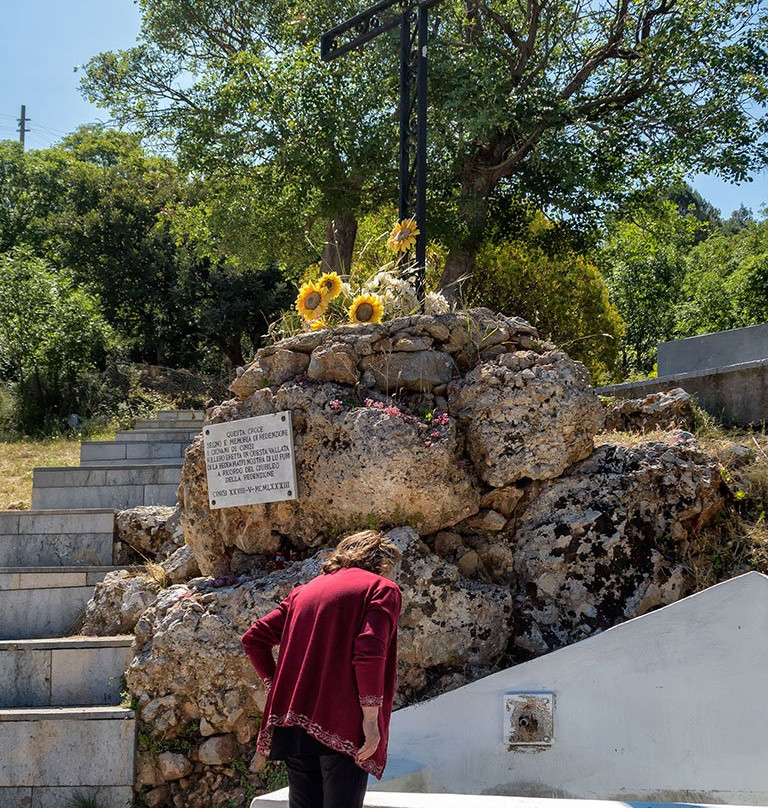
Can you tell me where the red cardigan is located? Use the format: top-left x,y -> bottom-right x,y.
241,567 -> 402,779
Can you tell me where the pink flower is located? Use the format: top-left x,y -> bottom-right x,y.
364,398 -> 374,407
430,430 -> 440,439
385,405 -> 402,417
435,412 -> 450,425
329,399 -> 343,411
424,440 -> 432,447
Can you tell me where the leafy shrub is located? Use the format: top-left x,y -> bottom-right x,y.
468,217 -> 624,382
0,249 -> 112,433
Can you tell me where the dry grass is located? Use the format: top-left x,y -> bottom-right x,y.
0,428 -> 116,510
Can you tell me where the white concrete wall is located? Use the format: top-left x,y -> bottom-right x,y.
658,323 -> 768,375
384,573 -> 768,805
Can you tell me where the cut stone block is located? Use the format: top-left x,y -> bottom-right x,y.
81,440 -> 191,466
134,418 -> 204,430
31,464 -> 182,510
0,707 -> 135,795
115,428 -> 200,442
157,409 -> 204,421
0,636 -> 133,708
0,567 -> 120,639
0,510 -> 115,567
0,785 -> 134,808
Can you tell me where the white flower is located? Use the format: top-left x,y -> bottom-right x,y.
424,291 -> 451,315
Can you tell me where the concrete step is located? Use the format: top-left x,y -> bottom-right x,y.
31,463 -> 182,510
0,510 -> 115,567
0,636 -> 133,708
0,566 -> 125,639
134,417 -> 204,430
0,706 -> 135,808
157,409 -> 204,421
80,439 -> 191,466
115,427 -> 200,442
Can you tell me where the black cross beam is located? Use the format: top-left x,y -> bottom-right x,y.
322,0 -> 440,302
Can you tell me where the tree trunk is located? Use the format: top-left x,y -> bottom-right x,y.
321,212 -> 358,274
438,169 -> 496,303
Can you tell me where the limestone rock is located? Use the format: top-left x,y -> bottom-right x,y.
116,506 -> 183,560
229,349 -> 310,398
181,381 -> 481,575
480,485 -> 524,517
197,734 -> 238,766
387,527 -> 513,694
511,440 -> 724,655
718,443 -> 756,469
465,509 -> 507,531
307,342 -> 359,385
359,350 -> 455,393
80,570 -> 160,635
145,786 -> 171,808
161,544 -> 201,584
125,528 -> 512,742
603,387 -> 694,432
448,350 -> 604,487
157,751 -> 193,781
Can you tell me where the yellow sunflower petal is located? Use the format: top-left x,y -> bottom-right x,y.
349,294 -> 385,325
386,218 -> 421,254
317,272 -> 343,299
296,282 -> 328,321
309,318 -> 328,331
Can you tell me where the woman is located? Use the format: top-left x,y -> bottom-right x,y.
242,530 -> 402,808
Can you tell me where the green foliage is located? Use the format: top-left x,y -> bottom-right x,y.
65,792 -> 104,808
262,760 -> 289,791
0,250 -> 112,433
0,127 -> 292,371
468,214 -> 624,382
677,219 -> 768,337
598,201 -> 703,377
80,0 -> 768,288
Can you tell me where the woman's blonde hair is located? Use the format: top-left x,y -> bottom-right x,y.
321,530 -> 402,576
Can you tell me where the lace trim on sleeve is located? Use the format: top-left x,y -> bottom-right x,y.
359,695 -> 383,707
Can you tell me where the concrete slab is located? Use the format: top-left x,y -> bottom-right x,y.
157,409 -> 204,421
0,568 -> 117,639
134,418 -> 204,430
115,428 -> 199,442
27,785 -> 133,808
80,440 -> 189,466
0,637 -> 133,708
31,464 -> 182,509
0,707 -> 135,788
0,533 -> 114,567
253,796 -> 768,808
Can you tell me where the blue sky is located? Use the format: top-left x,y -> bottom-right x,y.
1,0 -> 766,219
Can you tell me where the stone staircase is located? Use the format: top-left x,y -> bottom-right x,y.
0,410 -> 203,808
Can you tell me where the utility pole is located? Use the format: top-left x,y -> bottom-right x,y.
18,105 -> 30,151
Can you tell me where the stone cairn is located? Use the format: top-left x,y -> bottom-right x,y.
114,309 -> 723,808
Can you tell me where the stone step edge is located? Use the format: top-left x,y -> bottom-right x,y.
0,706 -> 134,721
0,509 -> 116,516
34,462 -> 183,472
0,566 -> 140,574
0,635 -> 133,650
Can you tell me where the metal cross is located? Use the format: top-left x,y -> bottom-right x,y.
321,0 -> 440,302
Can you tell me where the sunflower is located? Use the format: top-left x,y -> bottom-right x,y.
317,271 -> 343,300
386,218 -> 420,253
349,294 -> 384,325
296,282 -> 328,321
309,318 -> 328,331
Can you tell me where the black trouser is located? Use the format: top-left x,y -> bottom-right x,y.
285,752 -> 369,808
